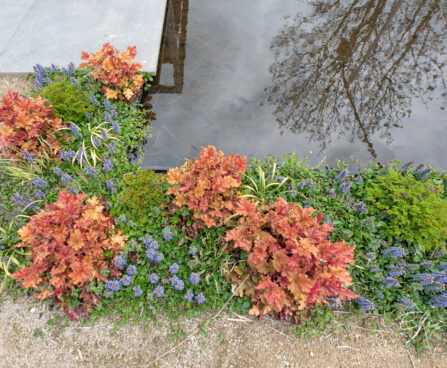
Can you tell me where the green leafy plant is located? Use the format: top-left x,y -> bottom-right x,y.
117,169 -> 168,220
241,163 -> 290,203
365,167 -> 447,250
37,77 -> 94,124
0,220 -> 30,294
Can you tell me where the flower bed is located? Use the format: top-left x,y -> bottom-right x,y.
0,44 -> 445,353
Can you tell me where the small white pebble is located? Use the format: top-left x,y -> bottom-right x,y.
310,351 -> 314,357
30,308 -> 36,313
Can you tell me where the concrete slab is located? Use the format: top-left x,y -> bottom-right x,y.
0,0 -> 35,53
0,0 -> 167,74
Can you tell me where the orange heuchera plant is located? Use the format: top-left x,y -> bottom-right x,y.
0,91 -> 63,158
80,43 -> 144,102
167,145 -> 247,228
226,198 -> 357,319
12,190 -> 126,316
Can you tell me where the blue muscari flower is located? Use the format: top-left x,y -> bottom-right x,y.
169,263 -> 179,274
32,177 -> 48,188
381,247 -> 407,258
420,260 -> 434,269
146,248 -> 156,260
115,214 -> 127,225
61,67 -> 70,77
104,111 -> 112,122
53,166 -> 64,176
112,121 -> 120,134
103,158 -> 113,173
70,77 -> 79,88
339,181 -> 351,193
381,276 -> 400,288
164,230 -> 173,242
151,240 -> 158,249
126,265 -> 137,276
69,123 -> 82,139
61,173 -> 73,184
103,289 -> 114,298
85,112 -> 91,120
50,64 -> 58,72
144,235 -> 154,247
148,273 -> 159,284
195,292 -> 206,304
387,265 -> 407,277
190,272 -> 200,285
68,62 -> 75,74
107,142 -> 116,155
432,250 -> 446,259
439,262 -> 447,270
106,179 -> 114,191
86,166 -> 96,176
101,129 -> 109,142
121,275 -> 132,286
104,99 -> 111,110
375,290 -> 384,301
105,280 -> 121,292
184,290 -> 194,302
90,95 -> 98,106
92,136 -> 102,148
59,149 -> 75,162
397,297 -> 416,310
424,283 -> 445,294
34,189 -> 46,200
434,270 -> 447,283
154,251 -> 164,263
324,216 -> 333,226
114,255 -> 127,269
174,279 -> 185,291
365,252 -> 376,261
188,246 -> 198,256
110,106 -> 118,119
414,168 -> 432,181
153,285 -> 164,297
11,193 -> 25,204
429,293 -> 447,307
22,151 -> 35,163
355,296 -> 375,311
412,273 -> 435,286
337,169 -> 348,181
355,201 -> 368,214
326,297 -> 338,308
69,186 -> 78,194
169,276 -> 179,285
133,285 -> 143,297
355,176 -> 363,185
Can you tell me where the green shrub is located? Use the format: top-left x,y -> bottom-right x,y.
366,168 -> 447,250
38,77 -> 93,124
118,169 -> 168,220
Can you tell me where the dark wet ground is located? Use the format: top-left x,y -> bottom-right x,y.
142,0 -> 447,170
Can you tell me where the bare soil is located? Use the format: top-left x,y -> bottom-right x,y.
0,294 -> 446,368
0,75 -> 32,99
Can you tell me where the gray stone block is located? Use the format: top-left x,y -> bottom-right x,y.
0,0 -> 167,74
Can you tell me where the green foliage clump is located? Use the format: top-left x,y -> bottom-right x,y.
38,77 -> 93,124
365,168 -> 447,250
118,169 -> 168,219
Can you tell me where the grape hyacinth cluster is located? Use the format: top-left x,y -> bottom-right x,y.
33,64 -> 52,89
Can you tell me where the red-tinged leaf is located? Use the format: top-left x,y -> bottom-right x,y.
256,276 -> 290,313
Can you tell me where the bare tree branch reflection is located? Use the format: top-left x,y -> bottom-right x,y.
266,0 -> 447,159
